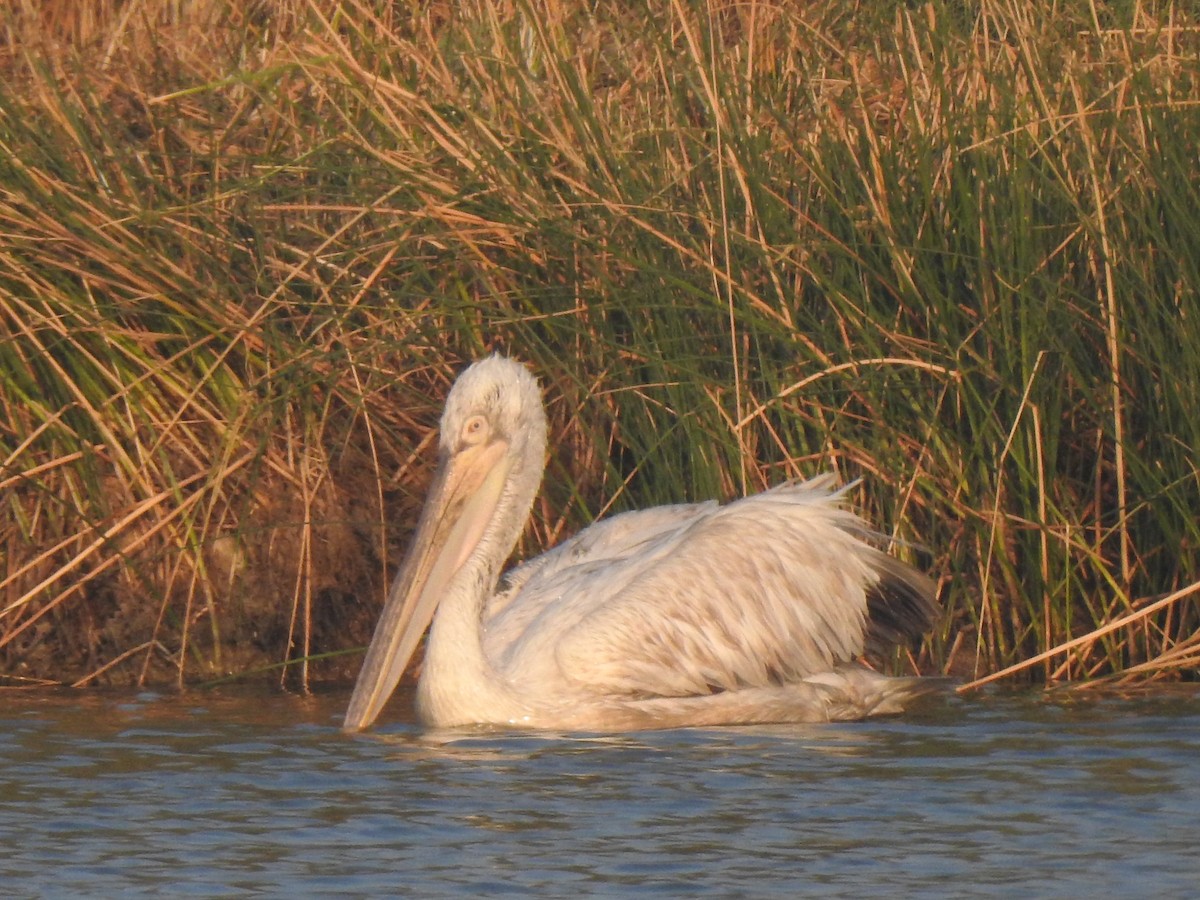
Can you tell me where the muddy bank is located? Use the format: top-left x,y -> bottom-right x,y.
2,453 -> 410,689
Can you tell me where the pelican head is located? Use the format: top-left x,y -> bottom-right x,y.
343,355 -> 546,731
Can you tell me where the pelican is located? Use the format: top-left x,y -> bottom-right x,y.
344,355 -> 940,732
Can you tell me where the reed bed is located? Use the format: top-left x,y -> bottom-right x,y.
1,0 -> 1198,689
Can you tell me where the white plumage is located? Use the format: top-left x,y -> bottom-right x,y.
344,355 -> 939,732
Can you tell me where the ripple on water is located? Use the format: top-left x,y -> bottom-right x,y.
2,687 -> 1200,896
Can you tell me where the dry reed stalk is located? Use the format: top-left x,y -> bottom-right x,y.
1,0 -> 1198,687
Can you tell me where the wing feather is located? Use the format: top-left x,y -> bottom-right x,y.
483,476 -> 935,702
481,500 -> 716,642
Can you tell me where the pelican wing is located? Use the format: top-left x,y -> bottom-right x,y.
483,499 -> 718,623
484,476 -> 936,702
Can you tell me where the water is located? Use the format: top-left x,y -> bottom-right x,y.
2,685 -> 1198,897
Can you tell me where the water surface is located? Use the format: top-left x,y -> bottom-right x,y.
3,685 -> 1197,897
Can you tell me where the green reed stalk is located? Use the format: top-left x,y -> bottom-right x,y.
1,0 -> 1198,687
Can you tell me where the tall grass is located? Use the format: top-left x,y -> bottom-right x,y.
1,0 -> 1198,688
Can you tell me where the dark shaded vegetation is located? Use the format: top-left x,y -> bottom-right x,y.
2,0 -> 1198,690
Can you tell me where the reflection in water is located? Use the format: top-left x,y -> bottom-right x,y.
2,685 -> 1199,896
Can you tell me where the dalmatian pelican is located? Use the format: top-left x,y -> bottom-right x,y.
344,355 -> 940,732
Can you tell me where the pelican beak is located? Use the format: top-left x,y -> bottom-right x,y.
343,437 -> 511,732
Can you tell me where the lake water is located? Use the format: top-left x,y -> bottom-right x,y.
2,684 -> 1198,897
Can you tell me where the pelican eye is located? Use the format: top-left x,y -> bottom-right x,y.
460,414 -> 490,446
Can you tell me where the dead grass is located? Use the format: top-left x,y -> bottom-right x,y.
2,0 -> 1199,689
